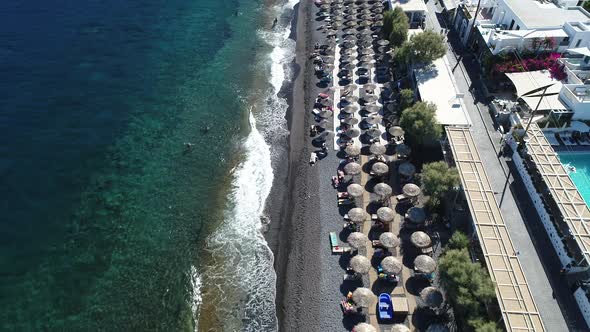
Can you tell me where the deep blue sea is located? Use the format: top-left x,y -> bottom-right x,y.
0,0 -> 294,330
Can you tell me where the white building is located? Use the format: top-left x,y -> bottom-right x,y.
456,0 -> 590,55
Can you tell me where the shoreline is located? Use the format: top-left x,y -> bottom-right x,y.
267,0 -> 326,329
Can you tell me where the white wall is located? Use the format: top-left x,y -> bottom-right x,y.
506,136 -> 573,267
574,286 -> 590,329
561,85 -> 590,119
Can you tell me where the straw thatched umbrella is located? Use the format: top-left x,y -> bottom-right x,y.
344,34 -> 357,41
348,207 -> 368,223
342,104 -> 359,114
345,144 -> 361,157
315,130 -> 332,141
345,20 -> 357,27
364,83 -> 377,91
374,183 -> 392,199
373,20 -> 384,27
317,119 -> 330,128
371,162 -> 389,176
359,55 -> 373,63
342,62 -> 356,71
402,183 -> 421,197
369,142 -> 386,155
377,207 -> 395,223
398,162 -> 416,177
342,117 -> 359,125
374,13 -> 383,19
344,162 -> 362,175
379,232 -> 399,249
420,287 -> 444,308
318,110 -> 333,118
319,97 -> 333,106
323,64 -> 335,72
365,114 -> 382,125
344,128 -> 361,138
364,94 -> 379,103
426,324 -> 449,332
347,184 -> 364,198
344,83 -> 358,92
381,256 -> 402,274
352,287 -> 377,308
365,104 -> 381,113
359,39 -> 372,47
350,255 -> 371,274
347,232 -> 368,249
342,95 -> 359,103
377,39 -> 390,46
411,231 -> 432,248
391,324 -> 410,332
353,323 -> 376,332
407,207 -> 426,224
388,126 -> 404,136
344,14 -> 355,20
396,143 -> 411,157
359,44 -> 374,51
414,255 -> 436,274
366,127 -> 382,138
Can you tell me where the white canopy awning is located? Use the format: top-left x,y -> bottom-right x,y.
568,47 -> 590,57
440,0 -> 457,10
505,70 -> 567,111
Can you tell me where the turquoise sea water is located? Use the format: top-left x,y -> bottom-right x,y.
0,0 -> 291,330
558,152 -> 590,206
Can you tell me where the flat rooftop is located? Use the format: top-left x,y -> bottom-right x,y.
446,126 -> 544,332
390,0 -> 427,13
504,0 -> 590,29
525,124 -> 590,266
414,56 -> 472,127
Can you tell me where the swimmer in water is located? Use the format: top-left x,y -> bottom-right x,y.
272,17 -> 278,29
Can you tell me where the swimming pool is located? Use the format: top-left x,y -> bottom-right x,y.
558,152 -> 590,207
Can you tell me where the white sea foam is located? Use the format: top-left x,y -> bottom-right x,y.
189,265 -> 202,332
196,0 -> 298,330
202,112 -> 277,331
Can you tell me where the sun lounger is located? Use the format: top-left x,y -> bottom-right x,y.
330,232 -> 350,254
338,198 -> 353,206
543,131 -> 561,146
395,194 -> 409,202
580,136 -> 590,146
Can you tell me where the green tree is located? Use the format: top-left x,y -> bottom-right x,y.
470,320 -> 502,332
383,7 -> 409,48
389,7 -> 409,47
439,248 -> 496,322
382,10 -> 395,41
399,102 -> 442,146
422,161 -> 460,199
584,1 -> 590,13
396,30 -> 447,65
409,30 -> 447,63
447,231 -> 469,250
399,88 -> 414,112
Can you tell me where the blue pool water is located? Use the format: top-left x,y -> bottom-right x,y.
558,152 -> 590,206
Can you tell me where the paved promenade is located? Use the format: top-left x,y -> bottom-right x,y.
423,2 -> 573,330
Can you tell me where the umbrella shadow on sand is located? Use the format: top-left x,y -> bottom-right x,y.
339,227 -> 353,242
338,252 -> 353,271
405,276 -> 430,296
